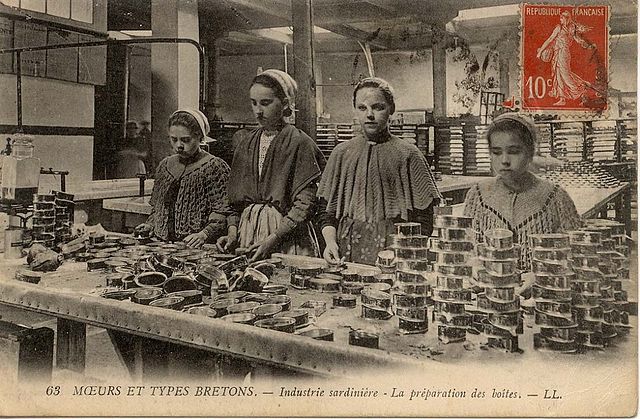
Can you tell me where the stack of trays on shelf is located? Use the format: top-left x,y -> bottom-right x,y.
552,122 -> 584,162
436,125 -> 464,175
531,233 -> 576,353
53,191 -> 74,245
316,124 -> 338,159
539,161 -> 622,188
32,194 -> 57,248
618,119 -> 637,161
462,124 -> 490,175
535,123 -> 552,156
390,124 -> 418,144
336,124 -> 354,143
475,228 -> 522,352
588,120 -> 617,162
449,125 -> 464,175
431,206 -> 474,343
391,221 -> 431,334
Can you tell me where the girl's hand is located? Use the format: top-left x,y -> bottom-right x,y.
184,231 -> 207,248
133,223 -> 153,238
323,240 -> 342,265
248,234 -> 279,262
216,231 -> 238,253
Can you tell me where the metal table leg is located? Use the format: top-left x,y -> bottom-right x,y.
56,318 -> 86,373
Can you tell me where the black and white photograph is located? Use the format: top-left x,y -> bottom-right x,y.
0,0 -> 636,416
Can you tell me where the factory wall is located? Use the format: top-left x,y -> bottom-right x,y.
214,34 -> 637,124
0,74 -> 95,186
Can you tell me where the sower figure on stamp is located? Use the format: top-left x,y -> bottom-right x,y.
536,10 -> 596,106
317,77 -> 442,266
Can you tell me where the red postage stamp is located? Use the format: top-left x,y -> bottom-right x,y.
521,4 -> 609,113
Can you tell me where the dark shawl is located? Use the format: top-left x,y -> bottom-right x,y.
228,124 -> 325,215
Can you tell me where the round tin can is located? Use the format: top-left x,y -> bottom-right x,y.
185,306 -> 217,318
361,305 -> 392,320
86,258 -> 108,271
299,328 -> 334,341
308,277 -> 340,293
163,275 -> 197,294
262,284 -> 287,295
394,222 -> 421,236
209,298 -> 239,317
341,282 -> 365,295
166,289 -> 202,306
398,317 -> 428,334
348,330 -> 379,348
264,295 -> 292,311
255,317 -> 296,333
134,271 -> 167,288
485,228 -> 514,249
227,301 -> 261,314
275,310 -> 309,328
252,303 -> 283,320
222,313 -> 257,325
215,291 -> 250,302
365,282 -> 391,293
149,296 -> 185,310
101,289 -> 137,300
333,294 -> 357,308
132,288 -> 163,305
15,269 -> 43,284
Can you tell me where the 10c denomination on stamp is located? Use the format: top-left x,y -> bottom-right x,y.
521,4 -> 609,113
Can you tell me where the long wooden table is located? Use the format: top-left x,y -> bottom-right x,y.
0,247 -> 636,382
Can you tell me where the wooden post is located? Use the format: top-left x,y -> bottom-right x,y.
292,0 -> 316,139
56,319 -> 86,373
431,24 -> 447,118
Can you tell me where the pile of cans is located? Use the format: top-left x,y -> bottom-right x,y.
392,221 -> 431,334
476,228 -> 522,352
569,220 -> 631,350
31,192 -> 75,249
531,233 -> 577,353
53,191 -> 74,245
32,194 -> 57,248
431,207 -> 474,343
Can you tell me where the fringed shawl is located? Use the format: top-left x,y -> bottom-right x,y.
318,134 -> 440,223
228,124 -> 325,215
149,152 -> 232,241
463,175 -> 582,271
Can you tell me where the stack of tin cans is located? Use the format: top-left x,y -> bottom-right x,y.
431,207 -> 475,344
391,221 -> 430,334
391,222 -> 432,271
53,191 -> 74,245
531,233 -> 576,353
476,228 -> 522,352
32,194 -> 57,248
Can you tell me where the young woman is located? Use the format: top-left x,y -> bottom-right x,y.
317,77 -> 441,265
134,109 -> 237,248
463,113 -> 582,270
217,69 -> 325,262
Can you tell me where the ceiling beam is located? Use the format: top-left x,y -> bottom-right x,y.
320,23 -> 389,49
246,28 -> 294,44
222,0 -> 391,49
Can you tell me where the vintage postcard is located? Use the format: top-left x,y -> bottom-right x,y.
0,0 -> 636,417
